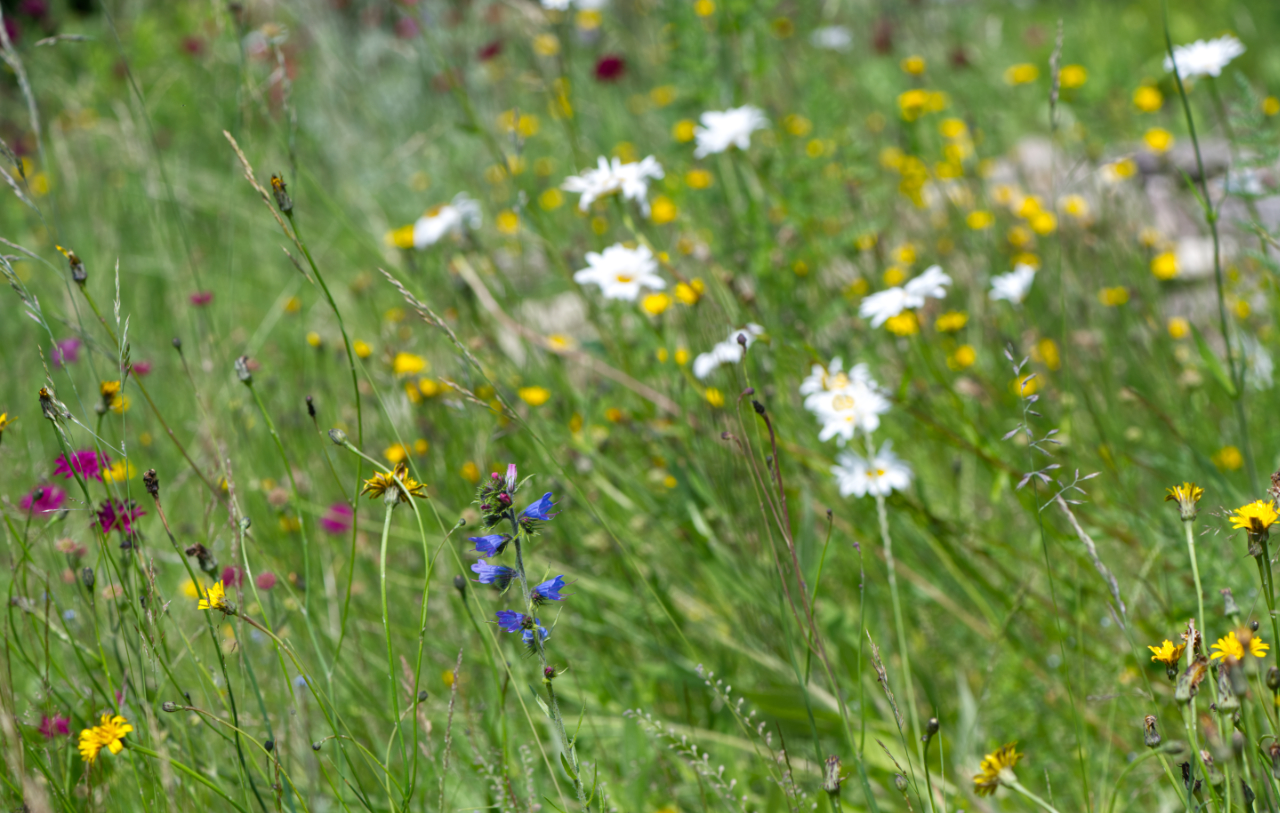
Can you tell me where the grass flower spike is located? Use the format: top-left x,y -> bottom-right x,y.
78,714 -> 132,764
973,742 -> 1022,797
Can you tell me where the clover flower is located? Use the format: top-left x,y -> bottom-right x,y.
78,714 -> 132,765
573,243 -> 665,302
831,441 -> 912,498
470,534 -> 511,556
472,560 -> 517,589
54,450 -> 110,482
693,106 -> 768,158
973,742 -> 1022,797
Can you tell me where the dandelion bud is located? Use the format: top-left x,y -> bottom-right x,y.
1216,666 -> 1240,712
1144,715 -> 1161,748
328,428 -> 347,446
312,741 -> 322,752
271,174 -> 293,215
822,755 -> 841,796
1267,666 -> 1280,691
1221,588 -> 1240,617
143,469 -> 159,499
235,355 -> 253,384
264,739 -> 274,752
417,690 -> 428,702
926,717 -> 939,735
161,701 -> 178,713
452,574 -> 467,599
82,567 -> 94,589
306,395 -> 316,418
893,774 -> 908,793
239,517 -> 252,531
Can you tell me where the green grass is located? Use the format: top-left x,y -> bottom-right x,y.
4,0 -> 1280,811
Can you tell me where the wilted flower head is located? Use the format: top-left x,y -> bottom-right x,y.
361,461 -> 429,504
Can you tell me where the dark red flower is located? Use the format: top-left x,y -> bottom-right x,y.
256,572 -> 278,590
19,0 -> 48,18
594,54 -> 626,82
221,566 -> 244,588
478,39 -> 503,61
190,291 -> 214,306
95,499 -> 144,535
130,360 -> 153,376
38,714 -> 69,739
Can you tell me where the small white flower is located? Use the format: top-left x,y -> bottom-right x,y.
562,156 -> 664,216
831,441 -> 912,498
858,287 -> 911,327
540,0 -> 571,8
693,106 -> 769,159
810,382 -> 891,442
412,193 -> 482,248
1164,35 -> 1245,79
903,265 -> 952,302
574,244 -> 665,301
799,357 -> 872,400
989,264 -> 1036,305
810,26 -> 853,51
693,324 -> 765,379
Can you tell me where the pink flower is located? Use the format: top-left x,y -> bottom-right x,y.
130,360 -> 153,376
20,485 -> 66,515
51,337 -> 82,368
221,566 -> 244,588
95,499 -> 144,535
54,450 -> 110,481
38,714 -> 70,739
189,291 -> 214,306
319,503 -> 354,535
594,54 -> 626,82
255,572 -> 277,590
478,39 -> 502,61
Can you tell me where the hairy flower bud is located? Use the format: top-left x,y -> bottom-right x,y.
82,567 -> 94,590
822,756 -> 841,796
328,428 -> 348,446
1144,715 -> 1161,748
161,701 -> 179,713
235,355 -> 253,384
452,574 -> 467,599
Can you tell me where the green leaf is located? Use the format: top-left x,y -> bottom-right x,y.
560,753 -> 578,782
1191,325 -> 1238,398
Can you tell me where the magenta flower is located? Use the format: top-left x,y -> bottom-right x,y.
130,360 -> 153,376
95,499 -> 144,535
51,337 -> 82,368
20,485 -> 66,515
319,503 -> 354,535
594,54 -> 626,82
255,572 -> 277,590
38,714 -> 70,739
54,450 -> 110,481
478,39 -> 502,61
190,291 -> 214,306
221,566 -> 244,588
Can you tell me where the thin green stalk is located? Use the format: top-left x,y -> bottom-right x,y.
871,469 -> 923,759
376,505 -> 405,800
1185,522 -> 1207,650
1007,778 -> 1063,813
129,745 -> 251,813
1258,537 -> 1280,674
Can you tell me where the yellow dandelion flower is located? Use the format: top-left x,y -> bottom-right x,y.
306,331 -> 322,348
519,386 -> 551,406
900,56 -> 926,75
353,340 -> 372,359
197,580 -> 229,612
1029,211 -> 1057,235
948,345 -> 976,370
0,412 -> 12,440
934,311 -> 968,333
393,352 -> 427,377
685,169 -> 713,189
1168,317 -> 1190,339
1213,445 -> 1244,472
1165,482 -> 1204,521
673,119 -> 696,143
782,114 -> 812,137
641,293 -> 672,316
884,311 -> 919,336
385,443 -> 410,464
1231,501 -> 1279,534
496,210 -> 520,235
651,195 -> 677,224
693,0 -> 714,16
387,224 -> 416,249
675,348 -> 690,366
1133,86 -> 1163,112
533,33 -> 559,56
675,280 -> 703,306
102,460 -> 137,484
1144,127 -> 1174,153
973,743 -> 1021,797
1147,639 -> 1186,667
1211,631 -> 1247,661
1004,64 -> 1039,85
1059,64 -> 1087,88
1062,194 -> 1090,220
1264,96 -> 1280,117
361,461 -> 429,503
460,461 -> 481,483
1151,252 -> 1178,280
966,210 -> 994,230
704,388 -> 725,408
1099,287 -> 1129,307
79,714 -> 132,765
539,188 -> 564,211
1250,636 -> 1271,658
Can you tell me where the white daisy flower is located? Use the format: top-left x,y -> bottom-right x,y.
693,106 -> 769,159
810,26 -> 853,52
902,264 -> 952,302
810,381 -> 891,442
1164,35 -> 1245,79
799,357 -> 872,400
858,287 -> 911,327
989,264 -> 1036,305
410,193 -> 482,249
541,0 -> 571,8
831,441 -> 913,498
562,156 -> 664,216
692,324 -> 765,379
573,244 -> 665,301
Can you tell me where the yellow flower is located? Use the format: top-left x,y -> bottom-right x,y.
1213,445 -> 1244,472
1211,630 -> 1268,661
1004,64 -> 1039,85
102,460 -> 137,484
1265,96 -> 1280,117
413,438 -> 429,456
704,388 -> 725,408
1148,639 -> 1186,667
650,85 -> 677,107
1035,338 -> 1061,371
934,311 -> 968,333
306,331 -> 322,348
353,340 -> 372,359
0,412 -> 11,440
100,380 -> 121,403
496,210 -> 520,235
385,443 -> 409,464
1151,251 -> 1178,280
180,578 -> 202,599
1231,501 -> 1279,534
900,55 -> 926,75
674,348 -> 690,366
1007,225 -> 1033,248
197,580 -> 229,612
79,714 -> 132,765
393,352 -> 427,376
948,345 -> 976,370
532,33 -> 560,56
973,743 -> 1021,797
361,461 -> 429,503
1103,158 -> 1137,183
460,461 -> 481,483
497,110 -> 539,138
1059,64 -> 1087,89
939,118 -> 967,139
897,89 -> 930,122
675,279 -> 703,306
685,169 -> 713,189
1029,211 -> 1057,235
882,266 -> 906,287
1144,127 -> 1174,153
782,114 -> 812,137
673,119 -> 696,142
1133,85 -> 1163,113
419,378 -> 441,398
641,293 -> 672,316
1099,287 -> 1129,307
1168,317 -> 1190,339
387,224 -> 415,249
693,0 -> 714,16
519,386 -> 551,406
1165,482 -> 1204,521
966,210 -> 994,230
651,195 -> 677,224
1013,374 -> 1038,396
884,312 -> 919,336
1062,194 -> 1090,220
539,188 -> 564,210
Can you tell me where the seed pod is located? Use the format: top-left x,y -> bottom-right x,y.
82,567 -> 95,590
235,355 -> 253,384
264,739 -> 274,752
328,428 -> 348,446
161,701 -> 179,713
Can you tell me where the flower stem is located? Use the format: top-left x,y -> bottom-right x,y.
1184,522 -> 1207,646
377,505 -> 405,795
873,489 -> 923,759
128,745 -> 251,813
1006,778 -> 1062,813
1259,538 -> 1280,673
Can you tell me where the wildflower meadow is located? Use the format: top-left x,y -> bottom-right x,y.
5,0 -> 1280,811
